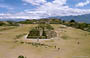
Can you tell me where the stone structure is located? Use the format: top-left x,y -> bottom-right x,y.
27,23 -> 57,39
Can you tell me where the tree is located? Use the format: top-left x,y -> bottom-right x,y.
18,55 -> 26,58
70,19 -> 75,23
0,21 -> 5,26
78,23 -> 88,30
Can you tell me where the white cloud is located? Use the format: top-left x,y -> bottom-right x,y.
22,0 -> 47,5
1,8 -> 90,19
22,0 -> 90,17
1,0 -> 90,19
33,0 -> 90,16
76,0 -> 90,7
0,4 -> 14,10
53,0 -> 66,5
0,12 -> 44,19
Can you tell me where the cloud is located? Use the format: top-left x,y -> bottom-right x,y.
0,4 -> 14,10
53,0 -> 66,5
1,0 -> 90,19
0,12 -> 44,19
22,0 -> 47,5
32,0 -> 90,16
1,8 -> 90,19
76,0 -> 90,7
23,0 -> 90,17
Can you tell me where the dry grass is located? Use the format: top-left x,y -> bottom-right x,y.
0,24 -> 90,58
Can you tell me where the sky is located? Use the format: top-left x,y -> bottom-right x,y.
0,0 -> 90,19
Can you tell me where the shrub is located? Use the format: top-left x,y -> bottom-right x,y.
18,55 -> 25,58
61,35 -> 68,40
28,28 -> 40,36
38,24 -> 54,30
70,19 -> 76,23
7,21 -> 19,26
15,33 -> 27,39
0,21 -> 5,26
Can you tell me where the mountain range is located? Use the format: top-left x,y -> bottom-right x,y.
54,14 -> 90,23
0,14 -> 90,23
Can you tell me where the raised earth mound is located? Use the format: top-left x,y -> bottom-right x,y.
27,23 -> 57,39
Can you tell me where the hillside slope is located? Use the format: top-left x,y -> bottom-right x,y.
0,24 -> 90,58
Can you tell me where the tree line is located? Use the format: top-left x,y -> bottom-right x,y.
0,18 -> 90,32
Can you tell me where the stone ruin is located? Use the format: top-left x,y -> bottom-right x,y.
27,23 -> 57,39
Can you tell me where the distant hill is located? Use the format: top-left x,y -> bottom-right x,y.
53,14 -> 90,23
0,14 -> 90,23
0,19 -> 26,22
